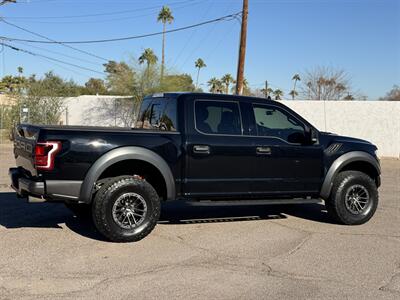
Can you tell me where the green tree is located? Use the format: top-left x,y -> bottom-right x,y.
157,6 -> 174,81
221,74 -> 234,94
273,89 -> 283,100
207,77 -> 222,93
291,74 -> 301,99
161,74 -> 195,92
194,58 -> 206,89
84,78 -> 108,95
103,60 -> 136,96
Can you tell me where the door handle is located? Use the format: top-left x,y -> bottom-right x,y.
193,145 -> 210,155
256,146 -> 271,155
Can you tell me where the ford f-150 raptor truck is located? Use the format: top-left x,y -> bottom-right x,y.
9,92 -> 380,242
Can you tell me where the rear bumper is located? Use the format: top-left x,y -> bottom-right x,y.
9,168 -> 82,202
9,167 -> 44,197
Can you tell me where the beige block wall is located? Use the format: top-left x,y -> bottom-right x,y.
281,100 -> 400,158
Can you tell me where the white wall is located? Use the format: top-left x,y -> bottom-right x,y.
60,95 -> 132,127
281,100 -> 400,158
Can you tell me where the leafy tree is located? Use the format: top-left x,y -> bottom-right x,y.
221,74 -> 234,94
194,58 -> 206,89
208,77 -> 223,93
273,89 -> 283,100
161,74 -> 195,92
157,6 -> 174,80
84,78 -> 108,95
103,61 -> 136,96
379,85 -> 400,101
291,74 -> 300,99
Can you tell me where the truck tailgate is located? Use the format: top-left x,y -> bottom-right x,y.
13,124 -> 40,176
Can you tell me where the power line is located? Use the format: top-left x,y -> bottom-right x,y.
0,18 -> 109,61
1,42 -> 105,75
12,40 -> 103,66
1,12 -> 241,44
2,1 -> 203,25
5,0 -> 196,19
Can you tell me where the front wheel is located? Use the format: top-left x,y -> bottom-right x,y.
92,176 -> 161,242
325,171 -> 378,225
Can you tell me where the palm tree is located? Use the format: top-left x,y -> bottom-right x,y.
138,48 -> 158,77
261,87 -> 274,98
208,77 -> 222,93
157,6 -> 174,81
273,89 -> 283,100
291,74 -> 301,100
221,74 -> 234,94
306,81 -> 312,99
194,58 -> 206,89
17,66 -> 23,76
289,90 -> 298,100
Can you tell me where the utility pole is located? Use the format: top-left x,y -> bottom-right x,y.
264,80 -> 268,98
235,0 -> 248,95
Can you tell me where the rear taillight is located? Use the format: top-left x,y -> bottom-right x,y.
34,141 -> 62,171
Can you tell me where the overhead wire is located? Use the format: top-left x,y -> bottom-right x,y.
1,42 -> 105,75
5,0 -> 203,24
0,18 -> 109,61
0,12 -> 242,44
169,0 -> 214,69
7,0 -> 196,19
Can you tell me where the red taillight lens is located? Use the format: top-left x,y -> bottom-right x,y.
34,141 -> 61,171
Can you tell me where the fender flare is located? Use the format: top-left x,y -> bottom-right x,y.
320,151 -> 380,199
79,146 -> 176,203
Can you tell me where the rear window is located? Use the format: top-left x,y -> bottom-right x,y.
134,97 -> 178,131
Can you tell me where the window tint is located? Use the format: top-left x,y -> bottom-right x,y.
135,97 -> 178,131
195,100 -> 242,135
253,105 -> 305,143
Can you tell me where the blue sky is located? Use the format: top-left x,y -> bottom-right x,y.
1,0 -> 399,99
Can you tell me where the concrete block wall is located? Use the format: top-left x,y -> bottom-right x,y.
281,100 -> 400,158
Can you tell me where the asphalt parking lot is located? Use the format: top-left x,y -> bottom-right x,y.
0,156 -> 399,299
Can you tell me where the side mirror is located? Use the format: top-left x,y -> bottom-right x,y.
310,128 -> 319,144
304,126 -> 318,145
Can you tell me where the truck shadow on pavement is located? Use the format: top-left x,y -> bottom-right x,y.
0,192 -> 335,241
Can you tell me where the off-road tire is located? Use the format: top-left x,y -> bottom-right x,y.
325,171 -> 378,225
92,176 -> 160,242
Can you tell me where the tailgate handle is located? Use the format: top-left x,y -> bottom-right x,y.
193,145 -> 210,155
256,146 -> 271,155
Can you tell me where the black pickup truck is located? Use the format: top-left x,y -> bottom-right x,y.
9,92 -> 381,242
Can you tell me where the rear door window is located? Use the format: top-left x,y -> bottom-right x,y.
195,100 -> 242,135
135,97 -> 178,131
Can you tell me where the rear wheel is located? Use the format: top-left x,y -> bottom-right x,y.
325,171 -> 378,225
92,176 -> 160,242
